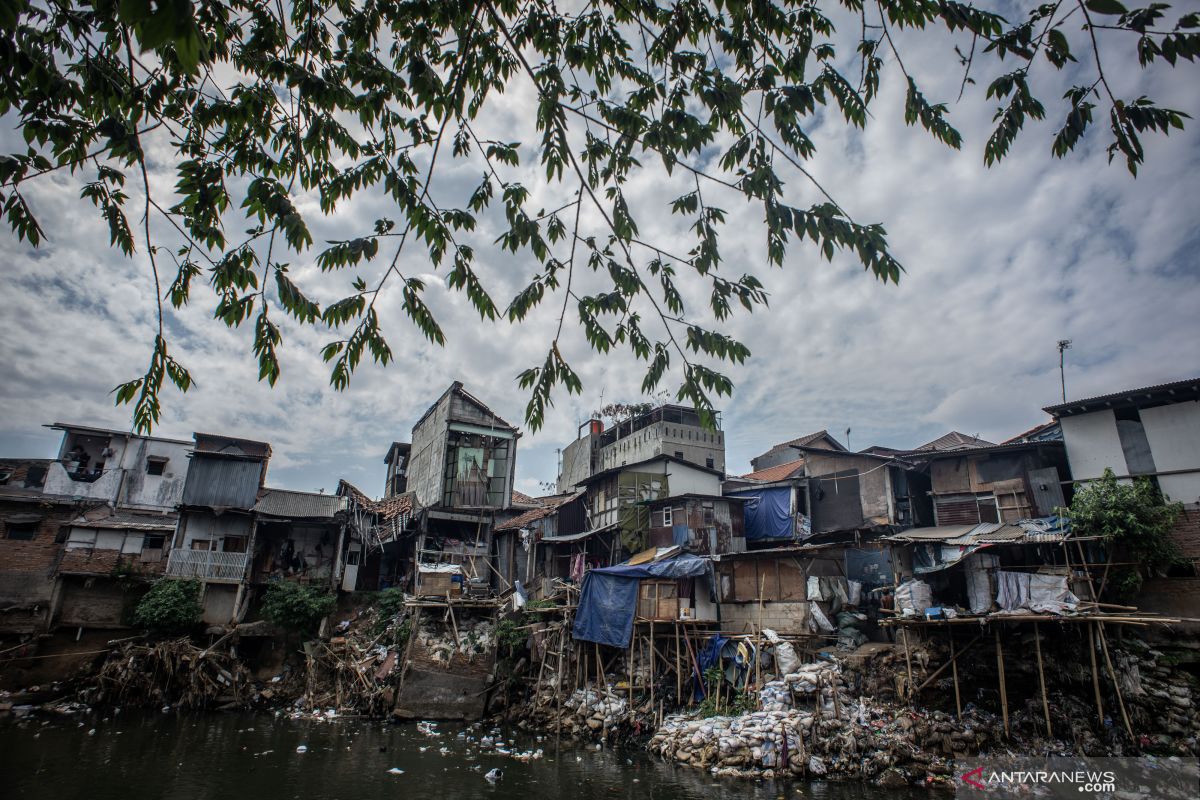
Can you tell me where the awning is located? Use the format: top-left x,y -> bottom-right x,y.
573,554 -> 710,647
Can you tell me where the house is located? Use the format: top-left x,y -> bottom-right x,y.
576,454 -> 724,557
166,433 -> 271,624
1045,376 -> 1200,579
42,423 -> 193,509
401,382 -> 521,597
337,479 -> 416,592
645,493 -> 745,555
492,490 -> 588,596
748,429 -> 846,473
0,459 -> 80,634
558,404 -> 726,492
249,489 -> 349,592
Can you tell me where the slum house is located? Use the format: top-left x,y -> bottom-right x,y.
337,479 -> 416,592
1045,376 -> 1200,619
166,433 -> 271,625
248,489 -> 349,594
49,424 -> 195,630
713,439 -> 924,638
492,491 -> 588,598
558,404 -> 727,493
403,382 -> 520,598
0,459 -> 82,636
747,429 -> 847,472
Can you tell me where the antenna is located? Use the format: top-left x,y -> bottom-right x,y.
845,427 -> 852,451
1057,339 -> 1073,402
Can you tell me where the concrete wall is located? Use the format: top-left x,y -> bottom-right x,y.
177,512 -> 253,549
558,435 -> 594,492
662,462 -> 721,497
595,421 -> 724,473
0,500 -> 77,632
43,433 -> 192,510
1061,411 -> 1128,481
1141,402 -> 1200,504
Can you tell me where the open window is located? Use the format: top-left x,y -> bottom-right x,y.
4,521 -> 37,540
146,456 -> 168,476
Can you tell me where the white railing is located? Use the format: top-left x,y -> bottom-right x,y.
165,549 -> 249,582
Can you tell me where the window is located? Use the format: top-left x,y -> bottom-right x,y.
146,457 -> 168,476
674,450 -> 684,459
5,522 -> 37,540
702,502 -> 715,525
705,457 -> 714,469
0,469 -> 11,485
142,534 -> 166,550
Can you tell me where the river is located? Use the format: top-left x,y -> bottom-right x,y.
1,712 -> 931,799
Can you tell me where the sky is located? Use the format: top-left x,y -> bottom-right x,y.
1,3 -> 1198,499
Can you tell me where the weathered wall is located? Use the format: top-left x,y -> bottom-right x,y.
558,436 -> 594,492
56,576 -> 139,628
1140,402 -> 1200,505
806,453 -> 891,528
1167,506 -> 1200,563
662,463 -> 721,497
1061,411 -> 1127,480
0,500 -> 77,632
118,438 -> 192,510
407,392 -> 451,509
201,583 -> 239,625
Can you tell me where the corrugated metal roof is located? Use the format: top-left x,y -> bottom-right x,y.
70,508 -> 178,531
182,455 -> 263,509
889,525 -> 977,542
496,491 -> 585,531
253,488 -> 347,519
1044,376 -> 1200,416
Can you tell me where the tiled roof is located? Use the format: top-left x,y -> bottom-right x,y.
495,491 -> 584,531
338,480 -> 415,521
739,457 -> 806,483
511,489 -> 541,507
913,431 -> 996,452
253,488 -> 347,519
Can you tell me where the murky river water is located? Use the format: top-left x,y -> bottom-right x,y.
1,712 -> 931,799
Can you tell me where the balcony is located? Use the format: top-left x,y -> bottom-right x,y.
43,462 -> 121,502
165,549 -> 250,583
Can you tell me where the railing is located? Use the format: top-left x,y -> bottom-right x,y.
165,549 -> 249,582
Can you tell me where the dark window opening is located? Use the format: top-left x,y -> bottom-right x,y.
142,534 -> 166,550
705,457 -> 714,469
146,458 -> 168,476
5,522 -> 37,540
674,451 -> 684,459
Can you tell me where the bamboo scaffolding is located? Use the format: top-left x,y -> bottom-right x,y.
1034,622 -> 1052,739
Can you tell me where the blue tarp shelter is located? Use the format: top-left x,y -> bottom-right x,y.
572,554 -> 709,647
727,486 -> 793,540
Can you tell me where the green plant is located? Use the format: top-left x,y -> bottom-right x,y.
495,616 -> 529,652
371,587 -> 408,635
1065,468 -> 1185,599
261,581 -> 337,635
133,579 -> 201,634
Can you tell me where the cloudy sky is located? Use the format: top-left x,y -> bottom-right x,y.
1,2 -> 1198,498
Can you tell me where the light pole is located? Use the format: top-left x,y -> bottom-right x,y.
1057,339 -> 1072,402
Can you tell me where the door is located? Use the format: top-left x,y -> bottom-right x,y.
341,545 -> 361,592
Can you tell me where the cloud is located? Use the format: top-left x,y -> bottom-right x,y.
0,6 -> 1197,495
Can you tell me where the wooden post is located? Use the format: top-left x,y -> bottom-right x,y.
756,575 -> 765,694
949,627 -> 962,718
674,622 -> 682,702
649,620 -> 656,711
627,631 -> 634,708
900,627 -> 915,703
594,642 -> 604,690
1097,622 -> 1134,739
994,626 -> 1009,737
1034,622 -> 1052,739
1087,622 -> 1105,725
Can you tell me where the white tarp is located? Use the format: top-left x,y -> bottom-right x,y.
995,571 -> 1079,614
965,552 -> 1000,615
894,578 -> 933,616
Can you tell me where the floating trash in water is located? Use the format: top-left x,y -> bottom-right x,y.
296,745 -> 308,753
418,746 -> 428,752
386,768 -> 405,775
484,768 -> 502,782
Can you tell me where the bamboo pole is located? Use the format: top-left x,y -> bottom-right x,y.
594,643 -> 604,690
1098,623 -> 1134,739
1087,622 -> 1105,725
756,575 -> 765,694
649,619 -> 656,711
995,626 -> 1009,737
949,627 -> 962,718
627,633 -> 634,708
914,633 -> 984,692
1034,622 -> 1052,739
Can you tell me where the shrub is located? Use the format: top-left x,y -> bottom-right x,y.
133,579 -> 201,634
1066,468 -> 1184,599
261,581 -> 337,634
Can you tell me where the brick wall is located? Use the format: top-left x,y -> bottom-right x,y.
720,600 -> 809,635
0,499 -> 75,598
1170,505 -> 1200,563
57,547 -> 167,577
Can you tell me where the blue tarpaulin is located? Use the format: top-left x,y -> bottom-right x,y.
728,486 -> 793,540
572,554 -> 709,647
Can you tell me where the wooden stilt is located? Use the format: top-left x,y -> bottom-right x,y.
756,575 -> 765,694
594,642 -> 604,690
627,632 -> 634,708
674,622 -> 682,702
1097,622 -> 1134,739
1087,622 -> 1105,725
649,620 -> 656,711
994,626 -> 1009,737
1034,622 -> 1052,739
949,628 -> 962,719
900,627 -> 915,702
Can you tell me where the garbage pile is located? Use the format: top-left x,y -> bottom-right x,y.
1113,640 -> 1200,752
649,677 -> 998,785
516,686 -> 633,739
79,637 -> 253,711
414,617 -> 496,668
758,660 -> 842,712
